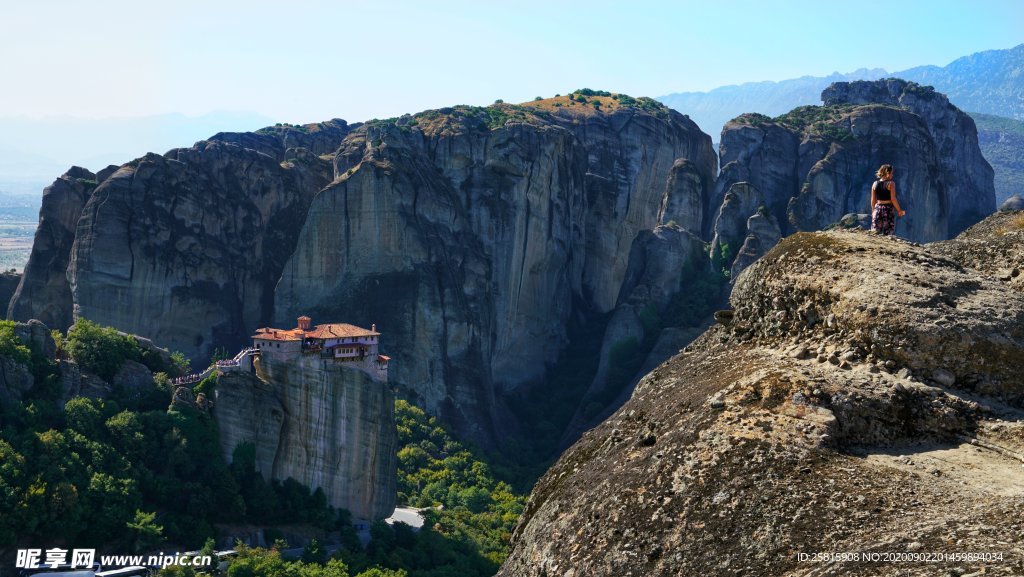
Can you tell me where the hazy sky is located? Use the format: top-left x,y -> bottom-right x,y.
2,0 -> 1023,124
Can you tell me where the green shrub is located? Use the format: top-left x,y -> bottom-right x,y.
193,373 -> 217,397
66,319 -> 141,381
0,320 -> 31,366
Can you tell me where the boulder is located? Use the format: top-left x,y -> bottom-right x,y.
999,194 -> 1024,211
499,215 -> 1024,577
113,359 -> 154,400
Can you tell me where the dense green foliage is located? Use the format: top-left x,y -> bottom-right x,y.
2,318 -> 531,576
0,322 -> 341,551
0,320 -> 31,366
65,318 -> 184,380
395,400 -> 523,560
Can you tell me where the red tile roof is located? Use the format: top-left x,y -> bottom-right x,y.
253,322 -> 379,342
253,327 -> 305,342
305,323 -> 380,339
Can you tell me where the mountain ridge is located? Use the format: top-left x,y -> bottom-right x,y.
658,43 -> 1024,134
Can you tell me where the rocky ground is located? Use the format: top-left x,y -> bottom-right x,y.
498,214 -> 1024,577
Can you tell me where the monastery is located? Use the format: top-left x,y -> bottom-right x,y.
253,316 -> 391,381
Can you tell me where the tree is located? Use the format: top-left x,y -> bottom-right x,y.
127,509 -> 164,552
64,397 -> 104,437
169,351 -> 191,377
0,440 -> 26,543
88,473 -> 142,543
0,320 -> 31,365
302,538 -> 327,564
355,569 -> 407,577
66,318 -> 141,380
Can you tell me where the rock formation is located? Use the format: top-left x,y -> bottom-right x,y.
498,212 -> 1024,577
558,224 -> 712,444
822,79 -> 995,236
0,271 -> 21,314
213,353 -> 397,520
712,79 -> 995,278
12,84 -> 998,446
11,97 -> 717,442
1000,193 -> 1024,211
8,167 -> 104,328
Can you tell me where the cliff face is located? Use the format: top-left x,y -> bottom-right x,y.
8,167 -> 104,328
63,126 -> 342,359
13,84 -> 997,447
822,79 -> 995,236
272,100 -> 717,434
214,354 -> 397,520
499,212 -> 1024,577
13,99 -> 716,441
712,79 -> 995,278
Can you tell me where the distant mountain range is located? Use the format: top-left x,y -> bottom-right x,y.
659,43 -> 1024,139
659,43 -> 1024,203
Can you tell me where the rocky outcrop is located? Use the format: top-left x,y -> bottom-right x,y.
559,224 -> 712,442
0,271 -> 21,314
214,354 -> 397,520
1000,194 -> 1024,211
15,98 -> 716,442
0,356 -> 34,407
13,318 -> 57,359
272,100 -> 716,436
66,138 -> 336,361
713,80 -> 995,278
0,319 -> 58,407
823,79 -> 995,235
8,167 -> 103,328
709,181 -> 767,265
729,211 -> 782,278
499,215 -> 1024,577
214,370 -> 286,481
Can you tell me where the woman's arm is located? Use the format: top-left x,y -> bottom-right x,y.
870,183 -> 876,209
890,181 -> 905,216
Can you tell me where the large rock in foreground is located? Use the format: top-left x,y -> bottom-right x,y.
499,214 -> 1024,577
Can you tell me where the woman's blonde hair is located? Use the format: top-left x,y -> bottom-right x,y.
876,164 -> 893,179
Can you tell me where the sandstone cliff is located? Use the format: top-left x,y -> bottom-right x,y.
13,96 -> 716,442
270,98 -> 716,436
712,79 -> 995,278
214,354 -> 397,520
13,84 -> 999,449
8,167 -> 105,328
499,212 -> 1024,577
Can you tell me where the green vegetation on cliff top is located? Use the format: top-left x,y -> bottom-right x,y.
731,105 -> 860,142
360,89 -> 669,136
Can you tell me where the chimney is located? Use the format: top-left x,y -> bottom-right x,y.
371,323 -> 376,332
298,316 -> 312,331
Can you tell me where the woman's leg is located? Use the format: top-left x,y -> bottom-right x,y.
881,205 -> 895,235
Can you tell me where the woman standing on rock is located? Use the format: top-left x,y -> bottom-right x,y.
870,164 -> 905,236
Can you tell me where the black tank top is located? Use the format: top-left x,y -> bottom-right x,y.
874,179 -> 892,201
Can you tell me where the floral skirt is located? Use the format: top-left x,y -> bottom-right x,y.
872,203 -> 895,235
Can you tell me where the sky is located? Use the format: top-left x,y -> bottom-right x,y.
3,0 -> 1022,123
0,0 -> 1022,185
